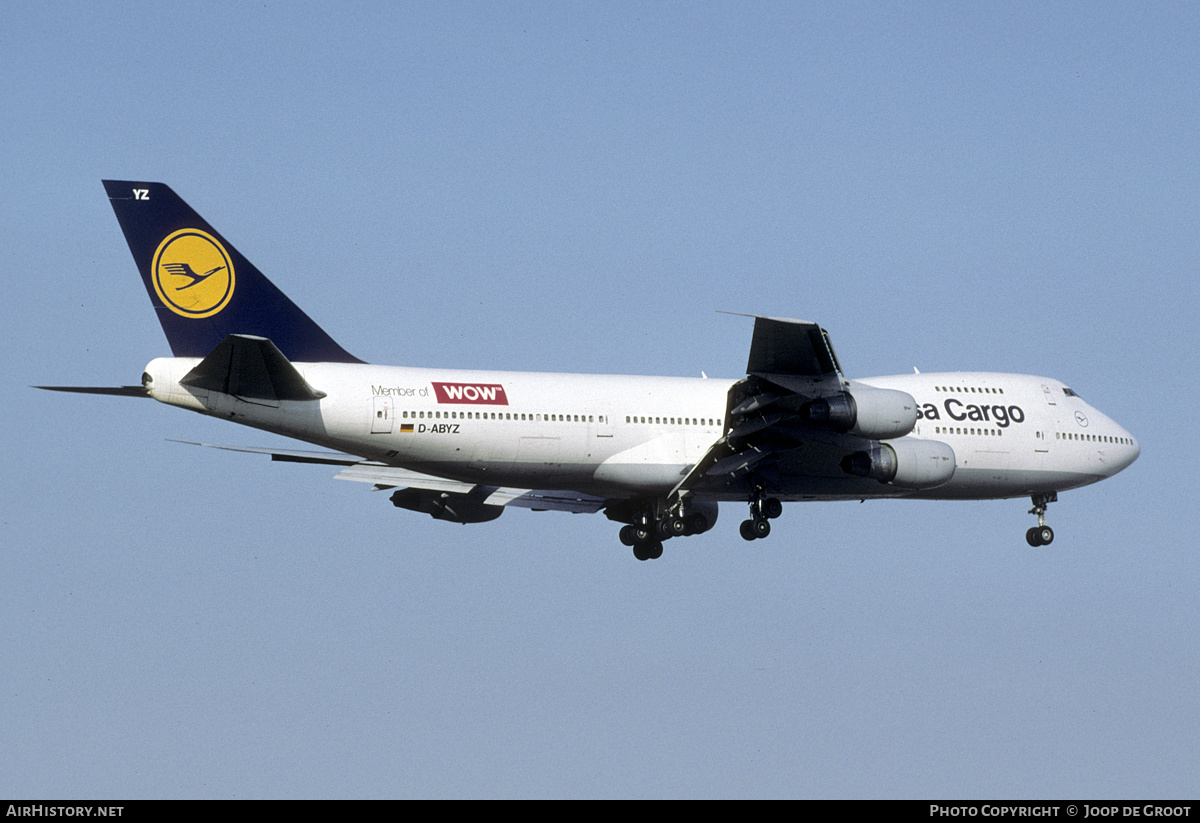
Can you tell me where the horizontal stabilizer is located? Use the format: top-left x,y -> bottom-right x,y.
34,385 -> 149,397
168,440 -> 359,465
181,334 -> 326,402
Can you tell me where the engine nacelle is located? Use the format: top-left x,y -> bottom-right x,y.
390,488 -> 504,523
804,384 -> 918,440
841,438 -> 956,490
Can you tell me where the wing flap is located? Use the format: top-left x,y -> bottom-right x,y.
334,463 -> 478,493
491,489 -> 608,513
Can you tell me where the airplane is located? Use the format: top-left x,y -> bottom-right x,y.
38,181 -> 1141,560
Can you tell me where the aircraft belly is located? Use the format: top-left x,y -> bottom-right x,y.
592,432 -> 702,494
914,467 -> 1106,500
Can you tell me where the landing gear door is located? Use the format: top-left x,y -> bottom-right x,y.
371,396 -> 394,434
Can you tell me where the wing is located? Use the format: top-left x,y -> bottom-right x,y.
737,313 -> 844,392
334,463 -> 607,513
172,441 -> 608,516
670,315 -> 891,502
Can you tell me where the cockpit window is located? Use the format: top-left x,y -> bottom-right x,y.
1063,387 -> 1080,398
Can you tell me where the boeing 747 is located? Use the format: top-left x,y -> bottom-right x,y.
38,181 -> 1140,560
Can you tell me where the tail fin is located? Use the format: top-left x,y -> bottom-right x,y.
102,180 -> 362,363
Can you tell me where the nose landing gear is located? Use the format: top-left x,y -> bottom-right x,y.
1026,492 -> 1057,546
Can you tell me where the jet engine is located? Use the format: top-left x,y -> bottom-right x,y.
390,488 -> 504,523
841,438 -> 956,490
803,384 -> 917,440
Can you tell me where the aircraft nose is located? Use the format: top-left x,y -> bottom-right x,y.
1108,420 -> 1140,474
1126,430 -> 1141,466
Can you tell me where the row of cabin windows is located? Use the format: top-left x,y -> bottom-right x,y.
934,385 -> 1005,394
935,425 -> 1133,446
402,410 -> 607,423
396,408 -> 1134,447
395,408 -> 1130,445
625,416 -> 719,426
399,409 -> 717,427
1058,431 -> 1133,445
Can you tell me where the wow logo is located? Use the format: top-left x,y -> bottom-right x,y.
151,229 -> 235,318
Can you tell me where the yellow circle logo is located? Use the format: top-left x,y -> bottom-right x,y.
151,229 -> 235,318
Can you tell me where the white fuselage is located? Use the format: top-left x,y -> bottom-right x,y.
143,358 -> 1140,503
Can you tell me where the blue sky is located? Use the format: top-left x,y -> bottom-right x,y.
2,1 -> 1197,798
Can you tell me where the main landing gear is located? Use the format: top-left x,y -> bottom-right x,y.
1026,491 -> 1057,546
619,523 -> 664,561
618,506 -> 715,561
740,491 -> 782,541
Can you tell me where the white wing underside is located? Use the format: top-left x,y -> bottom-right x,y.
170,440 -> 607,514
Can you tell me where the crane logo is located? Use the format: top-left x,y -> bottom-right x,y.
151,229 -> 235,318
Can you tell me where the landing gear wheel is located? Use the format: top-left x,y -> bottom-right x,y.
1025,492 -> 1058,547
745,486 -> 781,540
740,518 -> 771,540
657,516 -> 686,540
633,539 -> 663,561
1026,525 -> 1055,547
750,495 -> 783,520
619,525 -> 637,546
762,497 -> 783,520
